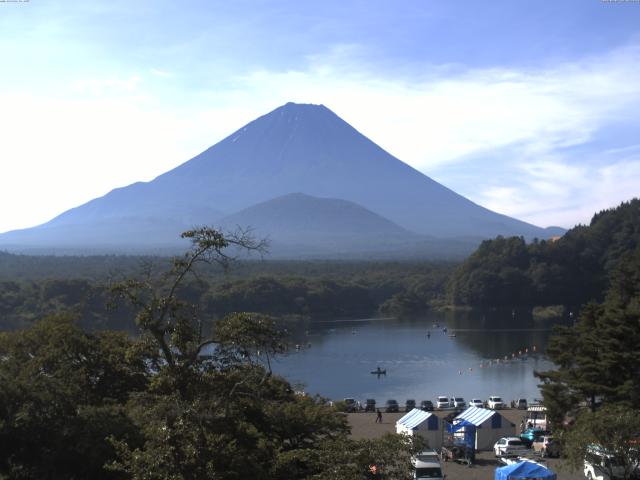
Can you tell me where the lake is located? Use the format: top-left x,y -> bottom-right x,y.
272,308 -> 562,404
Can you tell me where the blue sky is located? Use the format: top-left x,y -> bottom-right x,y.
1,0 -> 640,233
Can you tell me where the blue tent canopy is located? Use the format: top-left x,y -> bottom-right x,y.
446,419 -> 476,450
495,461 -> 557,480
447,419 -> 475,433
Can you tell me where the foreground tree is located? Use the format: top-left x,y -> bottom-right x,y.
1,227 -> 422,479
307,434 -> 425,480
536,248 -> 640,428
535,249 -> 640,478
108,227 -> 419,479
0,314 -> 147,479
562,405 -> 640,480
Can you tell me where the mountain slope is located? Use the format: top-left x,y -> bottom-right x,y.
220,193 -> 412,237
0,102 -> 561,254
217,193 -> 419,255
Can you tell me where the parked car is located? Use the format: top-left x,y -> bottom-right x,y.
363,398 -> 376,412
487,395 -> 505,409
520,427 -> 549,447
405,399 -> 417,411
415,448 -> 440,463
515,398 -> 528,409
584,446 -> 626,480
385,399 -> 400,412
413,449 -> 444,480
451,397 -> 466,409
494,437 -> 529,457
469,398 -> 484,408
420,400 -> 434,411
436,396 -> 450,409
532,435 -> 560,458
343,398 -> 360,412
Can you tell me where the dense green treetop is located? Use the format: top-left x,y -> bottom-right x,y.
0,258 -> 453,331
447,199 -> 640,307
534,247 -> 640,477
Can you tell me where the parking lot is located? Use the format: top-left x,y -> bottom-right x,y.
347,409 -> 585,480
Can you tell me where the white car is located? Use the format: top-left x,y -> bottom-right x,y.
343,398 -> 360,412
494,437 -> 528,457
469,398 -> 484,408
414,449 -> 444,480
487,395 -> 504,409
450,396 -> 466,409
584,446 -> 628,480
436,396 -> 450,409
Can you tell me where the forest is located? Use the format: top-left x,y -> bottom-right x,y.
0,253 -> 453,331
447,199 -> 640,308
1,202 -> 640,478
1,199 -> 639,332
0,229 -> 425,479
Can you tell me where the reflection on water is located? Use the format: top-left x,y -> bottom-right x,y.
273,309 -> 566,402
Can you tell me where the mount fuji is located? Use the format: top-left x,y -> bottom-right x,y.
0,102 -> 563,257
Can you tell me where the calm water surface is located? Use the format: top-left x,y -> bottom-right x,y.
272,309 -> 562,403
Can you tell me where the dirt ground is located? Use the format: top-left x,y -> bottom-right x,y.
347,409 -> 584,480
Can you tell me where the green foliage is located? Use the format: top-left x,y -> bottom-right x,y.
531,305 -> 565,320
536,248 -> 640,477
0,257 -> 455,331
0,227 -> 423,479
537,248 -> 640,421
379,274 -> 448,316
448,199 -> 640,307
0,314 -> 147,479
306,433 -> 425,480
562,405 -> 640,480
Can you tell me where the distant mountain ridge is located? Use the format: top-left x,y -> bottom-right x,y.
220,192 -> 412,238
0,102 -> 564,257
217,193 -> 424,257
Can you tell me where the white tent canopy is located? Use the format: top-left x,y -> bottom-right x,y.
451,406 -> 516,450
396,408 -> 441,448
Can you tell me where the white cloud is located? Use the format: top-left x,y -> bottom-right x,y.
0,92 -> 206,233
72,75 -> 143,96
1,43 -> 640,232
476,151 -> 640,228
150,68 -> 173,78
225,43 -> 640,174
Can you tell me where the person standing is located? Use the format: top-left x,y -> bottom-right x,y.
375,409 -> 383,423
